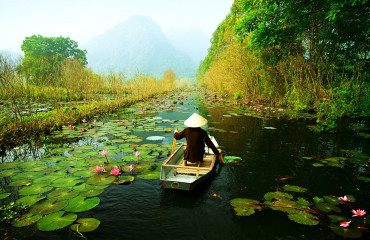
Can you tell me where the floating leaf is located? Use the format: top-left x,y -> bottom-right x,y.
86,175 -> 116,185
18,185 -> 53,196
0,169 -> 21,177
12,213 -> 42,227
9,179 -> 32,187
47,188 -> 79,201
12,171 -> 44,181
230,198 -> 261,216
283,185 -> 307,193
296,197 -> 310,206
358,176 -> 370,182
146,136 -> 165,141
223,156 -> 242,163
329,223 -> 362,238
264,191 -> 293,201
70,218 -> 100,232
287,211 -> 319,226
312,163 -> 324,167
72,170 -> 95,178
80,188 -> 105,197
51,176 -> 84,188
328,215 -> 348,223
268,199 -> 304,213
113,175 -> 134,184
37,211 -> 77,231
137,170 -> 160,179
33,175 -> 63,185
0,193 -> 11,199
324,196 -> 341,205
315,202 -> 341,213
16,195 -> 45,206
31,199 -> 68,215
64,196 -> 100,212
73,183 -> 108,191
313,196 -> 324,203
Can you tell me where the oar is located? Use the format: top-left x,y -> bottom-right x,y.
218,148 -> 224,164
171,128 -> 178,154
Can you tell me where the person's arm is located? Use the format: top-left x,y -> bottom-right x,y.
174,128 -> 186,140
204,134 -> 220,155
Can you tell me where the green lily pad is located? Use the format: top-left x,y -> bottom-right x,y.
18,185 -> 53,196
264,191 -> 293,201
37,211 -> 77,231
51,176 -> 84,188
328,215 -> 348,223
47,188 -> 79,201
9,179 -> 32,187
0,169 -> 21,177
31,199 -> 68,215
73,183 -> 108,191
33,175 -> 63,185
329,223 -> 362,238
146,136 -> 165,141
80,188 -> 105,197
312,163 -> 324,167
74,146 -> 94,151
12,213 -> 42,227
0,193 -> 11,199
113,176 -> 134,184
287,211 -> 319,226
64,196 -> 100,212
268,199 -> 304,213
358,176 -> 370,182
324,196 -> 341,205
70,218 -> 100,232
86,175 -> 116,185
223,156 -> 242,163
0,162 -> 16,169
296,197 -> 310,206
283,185 -> 307,193
73,170 -> 96,178
137,170 -> 160,179
313,196 -> 324,203
16,195 -> 46,206
230,198 -> 261,216
12,171 -> 44,181
315,202 -> 341,213
359,133 -> 370,139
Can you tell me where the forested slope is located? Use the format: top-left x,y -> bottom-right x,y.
197,0 -> 369,130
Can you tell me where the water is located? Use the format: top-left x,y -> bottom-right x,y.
3,93 -> 370,240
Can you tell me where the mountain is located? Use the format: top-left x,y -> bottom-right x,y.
165,28 -> 211,66
83,16 -> 196,79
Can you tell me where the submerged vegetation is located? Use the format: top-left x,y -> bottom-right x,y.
197,0 -> 369,131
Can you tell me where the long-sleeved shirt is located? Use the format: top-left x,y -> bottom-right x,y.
174,127 -> 219,163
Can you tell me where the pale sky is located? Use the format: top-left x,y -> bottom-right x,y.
0,0 -> 234,52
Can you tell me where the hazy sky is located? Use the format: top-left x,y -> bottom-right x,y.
0,0 -> 234,52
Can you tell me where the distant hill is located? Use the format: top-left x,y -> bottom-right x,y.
165,28 -> 211,66
83,16 -> 196,79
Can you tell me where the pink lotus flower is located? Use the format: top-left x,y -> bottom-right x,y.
132,120 -> 135,123
339,221 -> 351,227
143,108 -> 147,111
93,120 -> 97,123
100,149 -> 109,156
82,119 -> 87,123
278,108 -> 284,111
338,195 -> 353,202
68,124 -> 72,128
81,129 -> 86,132
352,209 -> 366,217
122,120 -> 126,123
110,168 -> 120,176
93,167 -> 101,173
134,151 -> 141,157
129,164 -> 134,171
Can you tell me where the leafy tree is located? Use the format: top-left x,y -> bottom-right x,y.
162,69 -> 178,89
20,35 -> 87,85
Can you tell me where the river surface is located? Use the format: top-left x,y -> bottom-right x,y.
2,92 -> 369,240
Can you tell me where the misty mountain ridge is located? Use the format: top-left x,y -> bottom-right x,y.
84,15 -> 198,79
165,27 -> 211,65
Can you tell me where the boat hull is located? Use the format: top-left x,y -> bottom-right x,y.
160,137 -> 218,191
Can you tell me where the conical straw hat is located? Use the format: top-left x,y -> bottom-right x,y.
184,113 -> 208,128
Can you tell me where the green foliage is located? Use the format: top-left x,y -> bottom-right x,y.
37,211 -> 77,231
70,218 -> 100,232
0,202 -> 28,224
20,35 -> 87,86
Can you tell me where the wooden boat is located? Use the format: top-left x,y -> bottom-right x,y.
160,137 -> 219,191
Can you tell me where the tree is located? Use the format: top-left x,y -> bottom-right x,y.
20,35 -> 87,85
162,69 -> 178,90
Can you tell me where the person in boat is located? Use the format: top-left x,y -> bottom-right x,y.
174,113 -> 224,165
